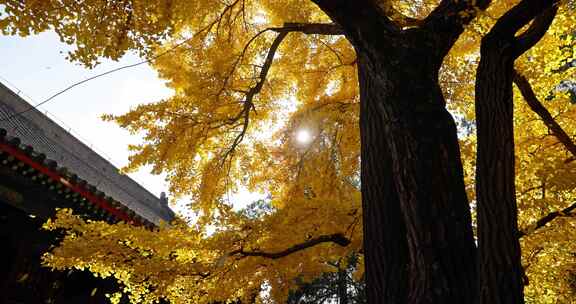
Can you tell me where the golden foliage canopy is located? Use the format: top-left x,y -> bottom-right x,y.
1,0 -> 575,303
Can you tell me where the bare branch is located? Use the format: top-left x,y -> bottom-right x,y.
272,23 -> 343,35
518,201 -> 576,238
513,70 -> 576,160
222,30 -> 289,161
216,22 -> 344,162
217,22 -> 341,101
312,36 -> 344,64
215,0 -> 242,38
219,22 -> 345,161
230,233 -> 351,259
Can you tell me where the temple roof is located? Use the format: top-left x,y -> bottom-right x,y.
0,82 -> 174,225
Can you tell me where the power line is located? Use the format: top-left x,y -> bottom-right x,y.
0,35 -> 196,122
0,83 -> 154,187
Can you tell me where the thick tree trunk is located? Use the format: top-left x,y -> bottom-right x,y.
309,1 -> 558,303
360,64 -> 408,303
308,1 -> 492,303
357,28 -> 477,303
475,36 -> 524,304
474,3 -> 557,303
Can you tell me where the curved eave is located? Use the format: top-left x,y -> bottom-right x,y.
0,128 -> 156,228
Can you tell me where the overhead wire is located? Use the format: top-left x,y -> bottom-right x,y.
0,5 -> 263,122
0,35 -> 197,122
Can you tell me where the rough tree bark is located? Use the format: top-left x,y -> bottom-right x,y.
304,0 -> 561,303
475,1 -> 558,303
357,42 -> 481,302
310,0 -> 489,303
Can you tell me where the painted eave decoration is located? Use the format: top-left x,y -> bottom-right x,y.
0,127 -> 156,229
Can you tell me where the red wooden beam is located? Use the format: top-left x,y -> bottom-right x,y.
0,141 -> 141,225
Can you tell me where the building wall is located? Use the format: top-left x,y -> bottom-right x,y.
0,202 -> 122,304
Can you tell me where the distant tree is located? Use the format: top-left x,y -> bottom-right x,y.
288,255 -> 365,304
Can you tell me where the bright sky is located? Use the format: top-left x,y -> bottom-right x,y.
0,31 -> 264,213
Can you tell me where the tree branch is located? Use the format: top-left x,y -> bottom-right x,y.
426,0 -> 492,25
488,0 -> 559,43
272,23 -> 343,35
309,0 -> 422,33
309,0 -> 399,42
518,201 -> 576,238
423,0 -> 491,56
230,233 -> 351,259
512,6 -> 558,57
222,30 -> 288,160
220,21 -> 345,161
221,22 -> 343,161
513,70 -> 576,161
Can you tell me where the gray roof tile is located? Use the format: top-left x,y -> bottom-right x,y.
0,82 -> 174,224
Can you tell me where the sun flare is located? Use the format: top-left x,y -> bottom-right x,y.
296,129 -> 312,144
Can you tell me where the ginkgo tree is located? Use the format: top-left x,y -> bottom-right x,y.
1,0 -> 575,303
